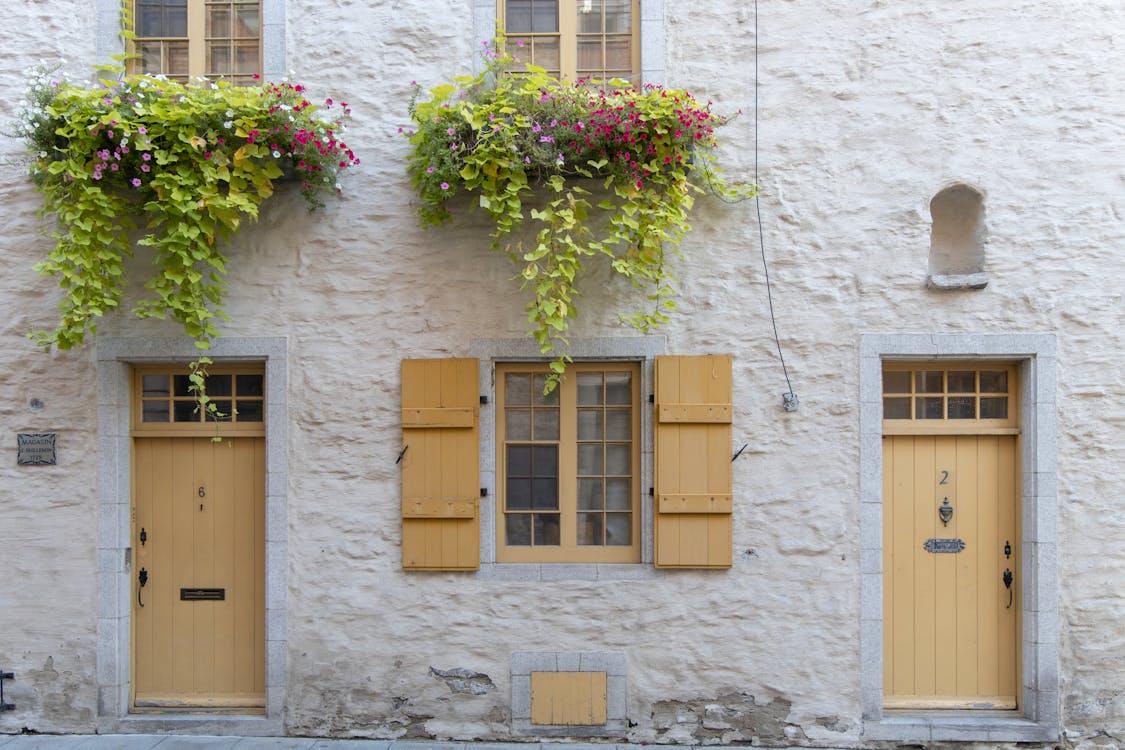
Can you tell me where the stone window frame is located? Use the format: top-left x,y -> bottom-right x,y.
474,0 -> 665,85
95,0 -> 287,81
95,337 -> 288,735
511,650 -> 627,737
472,336 -> 664,581
859,333 -> 1058,743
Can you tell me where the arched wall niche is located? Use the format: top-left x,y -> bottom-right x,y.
927,183 -> 988,290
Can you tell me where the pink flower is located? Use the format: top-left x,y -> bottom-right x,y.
131,178 -> 142,187
142,153 -> 151,161
141,164 -> 150,172
440,182 -> 450,190
446,127 -> 455,136
426,166 -> 435,173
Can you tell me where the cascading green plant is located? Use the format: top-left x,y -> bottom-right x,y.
405,39 -> 754,378
12,62 -> 359,421
14,65 -> 359,354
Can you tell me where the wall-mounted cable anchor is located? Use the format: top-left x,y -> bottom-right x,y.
783,392 -> 799,412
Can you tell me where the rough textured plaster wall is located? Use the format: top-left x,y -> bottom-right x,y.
0,3 -> 101,735
0,0 -> 1122,744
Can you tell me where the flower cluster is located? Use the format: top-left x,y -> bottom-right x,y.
405,41 -> 742,226
19,69 -> 359,209
14,64 -> 361,355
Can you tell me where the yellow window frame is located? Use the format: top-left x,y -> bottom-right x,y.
131,363 -> 266,437
498,0 -> 641,83
881,362 -> 1020,436
128,0 -> 263,83
496,361 -> 642,563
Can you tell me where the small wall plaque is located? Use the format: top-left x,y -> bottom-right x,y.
924,538 -> 966,553
17,433 -> 57,465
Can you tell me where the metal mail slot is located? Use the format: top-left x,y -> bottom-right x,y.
180,588 -> 225,601
923,538 -> 966,554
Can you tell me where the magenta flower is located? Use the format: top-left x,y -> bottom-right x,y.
440,182 -> 450,190
131,178 -> 142,187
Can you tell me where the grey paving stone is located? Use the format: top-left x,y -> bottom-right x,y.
146,738 -> 242,749
230,740 -> 319,749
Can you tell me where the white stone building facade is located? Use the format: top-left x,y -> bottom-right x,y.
0,0 -> 1122,747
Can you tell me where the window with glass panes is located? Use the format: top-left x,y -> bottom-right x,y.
496,362 -> 641,563
881,363 -> 1018,433
499,0 -> 640,83
132,0 -> 261,83
132,364 -> 265,435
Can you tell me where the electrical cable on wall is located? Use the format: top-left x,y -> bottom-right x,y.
753,0 -> 798,412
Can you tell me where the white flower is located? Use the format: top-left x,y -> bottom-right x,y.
223,120 -> 233,128
272,150 -> 281,158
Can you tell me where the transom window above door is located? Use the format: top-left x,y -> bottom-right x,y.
132,364 -> 266,436
132,0 -> 262,83
499,0 -> 640,83
497,362 -> 641,563
882,363 -> 1018,434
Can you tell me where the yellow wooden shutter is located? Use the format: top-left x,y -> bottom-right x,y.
400,358 -> 480,570
654,354 -> 733,568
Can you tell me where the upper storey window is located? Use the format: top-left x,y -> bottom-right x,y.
499,0 -> 640,84
132,0 -> 262,83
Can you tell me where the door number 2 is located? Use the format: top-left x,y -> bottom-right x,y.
938,470 -> 949,485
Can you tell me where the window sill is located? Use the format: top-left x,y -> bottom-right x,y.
926,272 -> 989,290
864,713 -> 1057,743
476,562 -> 661,581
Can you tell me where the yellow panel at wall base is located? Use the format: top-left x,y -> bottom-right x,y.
530,672 -> 608,726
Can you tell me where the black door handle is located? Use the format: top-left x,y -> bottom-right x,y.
138,567 -> 149,608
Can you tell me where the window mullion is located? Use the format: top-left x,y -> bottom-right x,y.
559,0 -> 578,80
558,371 -> 578,551
188,0 -> 207,78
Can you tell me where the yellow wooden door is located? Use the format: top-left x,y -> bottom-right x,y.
883,435 -> 1018,709
133,437 -> 266,709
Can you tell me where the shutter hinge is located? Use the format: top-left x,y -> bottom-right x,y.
648,394 -> 655,403
480,487 -> 488,497
480,395 -> 488,405
648,487 -> 654,497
